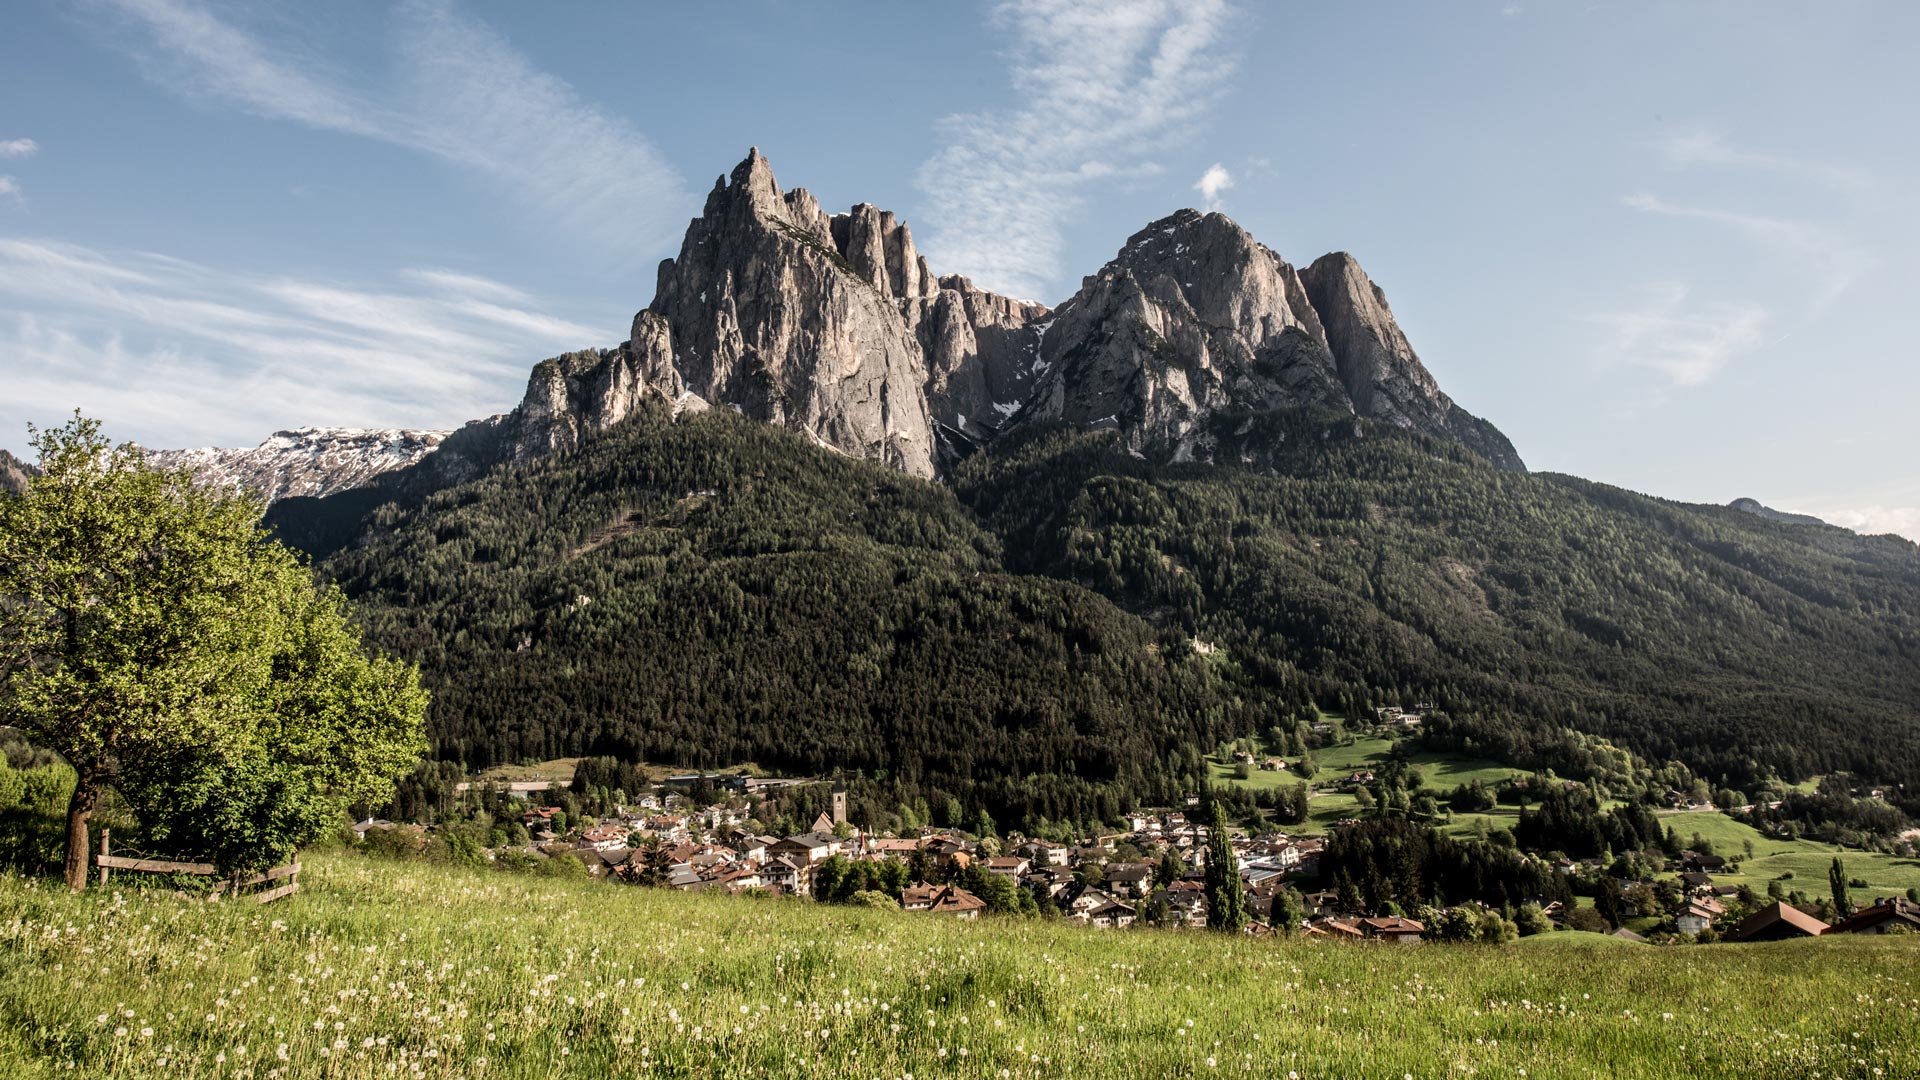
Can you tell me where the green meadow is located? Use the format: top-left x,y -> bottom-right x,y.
0,854 -> 1914,1079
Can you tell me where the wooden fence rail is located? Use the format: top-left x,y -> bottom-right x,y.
95,829 -> 300,904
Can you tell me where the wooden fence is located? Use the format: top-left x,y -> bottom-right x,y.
95,829 -> 301,903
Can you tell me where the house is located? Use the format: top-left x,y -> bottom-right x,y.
902,885 -> 985,918
1302,889 -> 1340,916
350,818 -> 395,839
1682,852 -> 1728,874
758,855 -> 809,896
1610,927 -> 1649,944
769,832 -> 840,865
1359,916 -> 1425,944
985,856 -> 1030,877
1102,862 -> 1155,898
1345,771 -> 1376,788
1087,899 -> 1137,929
1732,901 -> 1828,942
580,825 -> 632,851
1675,898 -> 1723,936
1678,872 -> 1715,892
1259,758 -> 1289,772
1829,897 -> 1920,936
1308,918 -> 1366,940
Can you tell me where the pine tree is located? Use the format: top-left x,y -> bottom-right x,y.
1203,799 -> 1246,932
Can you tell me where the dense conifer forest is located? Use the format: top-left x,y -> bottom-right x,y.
280,403 -> 1920,830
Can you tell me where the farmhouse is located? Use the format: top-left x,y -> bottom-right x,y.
1829,897 -> 1920,935
1731,901 -> 1827,942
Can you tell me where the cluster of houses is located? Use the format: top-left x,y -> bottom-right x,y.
366,777 -> 1914,946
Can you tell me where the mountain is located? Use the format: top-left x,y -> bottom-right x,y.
156,149 -> 1519,494
320,403 -> 1254,824
228,148 -> 1916,830
1022,210 -> 1522,470
1729,497 -> 1829,528
0,449 -> 30,496
145,428 -> 450,503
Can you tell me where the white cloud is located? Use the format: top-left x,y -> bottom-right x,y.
1656,130 -> 1871,192
1621,192 -> 1869,306
0,139 -> 39,159
0,237 -> 605,451
1588,282 -> 1766,387
0,177 -> 18,201
1193,163 -> 1233,210
86,0 -> 690,260
915,0 -> 1236,300
1814,505 -> 1920,543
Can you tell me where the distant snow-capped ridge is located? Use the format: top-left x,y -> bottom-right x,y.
146,426 -> 450,503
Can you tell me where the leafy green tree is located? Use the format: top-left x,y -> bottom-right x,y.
1270,886 -> 1305,936
1829,856 -> 1850,915
630,834 -> 668,888
0,415 -> 427,887
1203,799 -> 1245,932
1154,849 -> 1186,888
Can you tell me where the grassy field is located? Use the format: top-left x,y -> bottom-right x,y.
0,855 -> 1915,1078
1658,810 -> 1920,899
1215,732 -> 1531,835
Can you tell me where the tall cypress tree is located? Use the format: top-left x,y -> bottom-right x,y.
1829,856 -> 1850,916
1204,799 -> 1246,932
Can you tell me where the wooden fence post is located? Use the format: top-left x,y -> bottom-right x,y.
98,828 -> 110,886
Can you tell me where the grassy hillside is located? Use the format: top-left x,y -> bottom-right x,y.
0,855 -> 1914,1079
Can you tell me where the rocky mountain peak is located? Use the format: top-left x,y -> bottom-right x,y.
0,447 -> 33,495
1299,252 -> 1523,471
144,427 -> 451,503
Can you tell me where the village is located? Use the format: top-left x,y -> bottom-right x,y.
356,756 -> 1920,946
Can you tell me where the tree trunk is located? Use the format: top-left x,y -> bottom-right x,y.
63,774 -> 98,892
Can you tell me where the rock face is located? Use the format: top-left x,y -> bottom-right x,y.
178,152 -> 1523,503
145,428 -> 450,503
490,150 -> 1051,476
0,448 -> 32,495
1022,209 -> 1523,470
1300,252 -> 1524,471
1729,498 -> 1828,528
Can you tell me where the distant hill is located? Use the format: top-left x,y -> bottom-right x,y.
1729,497 -> 1830,528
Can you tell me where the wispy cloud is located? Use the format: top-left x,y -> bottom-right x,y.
1193,163 -> 1233,211
1814,504 -> 1920,543
915,0 -> 1236,300
1656,130 -> 1871,192
0,139 -> 39,159
0,177 -> 19,202
1621,192 -> 1869,306
85,0 -> 689,260
1588,282 -> 1766,388
0,238 -> 604,451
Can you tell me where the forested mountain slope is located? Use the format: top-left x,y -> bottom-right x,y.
318,404 -> 1278,829
951,412 -> 1920,808
296,398 -> 1920,829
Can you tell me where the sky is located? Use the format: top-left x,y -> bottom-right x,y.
1,1 -> 1915,539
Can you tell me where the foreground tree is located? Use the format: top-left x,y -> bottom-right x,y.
0,414 -> 427,887
1829,856 -> 1850,916
1203,799 -> 1246,932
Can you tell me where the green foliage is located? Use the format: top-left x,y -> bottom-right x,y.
303,406 -> 1268,830
1203,799 -> 1245,932
0,414 -> 428,880
951,417 -> 1920,816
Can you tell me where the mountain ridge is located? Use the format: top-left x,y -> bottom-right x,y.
151,149 -> 1522,501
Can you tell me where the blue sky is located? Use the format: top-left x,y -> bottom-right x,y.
2,1 -> 1915,538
